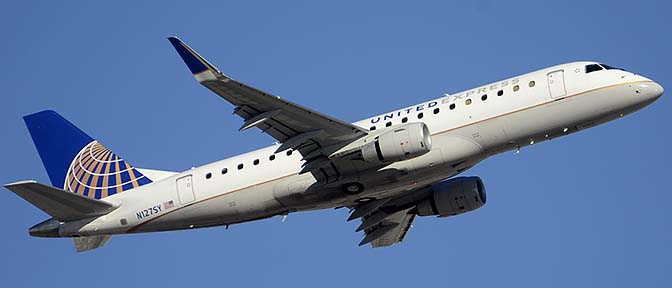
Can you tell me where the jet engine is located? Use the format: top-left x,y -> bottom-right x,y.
361,122 -> 432,163
416,176 -> 486,217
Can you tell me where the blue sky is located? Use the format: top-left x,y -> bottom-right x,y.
1,1 -> 670,287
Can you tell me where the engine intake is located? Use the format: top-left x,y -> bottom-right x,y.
361,122 -> 432,163
417,176 -> 486,217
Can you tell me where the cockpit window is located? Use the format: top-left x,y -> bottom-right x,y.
585,64 -> 603,73
600,63 -> 625,71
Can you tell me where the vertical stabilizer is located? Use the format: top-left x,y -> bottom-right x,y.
23,110 -> 152,199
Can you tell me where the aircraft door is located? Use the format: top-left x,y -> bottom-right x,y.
176,175 -> 195,204
547,70 -> 567,99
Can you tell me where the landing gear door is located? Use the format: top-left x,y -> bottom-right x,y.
176,175 -> 195,204
547,70 -> 567,99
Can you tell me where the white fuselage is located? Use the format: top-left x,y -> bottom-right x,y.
58,62 -> 663,237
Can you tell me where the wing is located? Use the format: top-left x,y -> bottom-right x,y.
349,199 -> 417,248
347,185 -> 435,247
168,37 -> 369,181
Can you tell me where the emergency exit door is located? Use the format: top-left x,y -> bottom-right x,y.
176,175 -> 195,204
547,70 -> 567,99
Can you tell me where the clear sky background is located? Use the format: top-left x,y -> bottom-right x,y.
1,1 -> 670,287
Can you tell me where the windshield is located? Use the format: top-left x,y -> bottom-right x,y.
586,63 -> 626,73
585,64 -> 603,73
599,63 -> 625,71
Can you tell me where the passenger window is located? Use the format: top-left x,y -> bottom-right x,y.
253,159 -> 260,165
269,155 -> 276,161
286,150 -> 293,156
370,126 -> 376,131
481,94 -> 487,101
433,108 -> 440,114
497,90 -> 504,96
585,64 -> 603,73
529,81 -> 535,87
465,99 -> 472,105
221,168 -> 228,174
513,85 -> 519,92
418,113 -> 424,119
205,172 -> 212,179
237,163 -> 244,170
401,117 -> 408,123
386,122 -> 392,127
449,103 -> 456,110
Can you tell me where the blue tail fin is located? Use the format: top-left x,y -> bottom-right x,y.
23,110 -> 152,199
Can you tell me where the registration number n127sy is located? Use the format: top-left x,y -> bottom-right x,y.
136,205 -> 162,220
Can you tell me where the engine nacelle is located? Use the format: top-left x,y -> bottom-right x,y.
416,176 -> 487,217
361,122 -> 432,163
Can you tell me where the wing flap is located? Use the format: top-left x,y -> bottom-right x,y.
371,212 -> 415,248
358,208 -> 416,247
5,180 -> 117,222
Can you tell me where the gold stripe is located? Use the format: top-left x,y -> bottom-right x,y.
70,145 -> 105,189
68,145 -> 105,191
90,149 -> 113,198
88,149 -> 112,198
126,162 -> 139,188
76,147 -> 107,196
75,146 -> 106,195
100,151 -> 114,198
114,159 -> 122,195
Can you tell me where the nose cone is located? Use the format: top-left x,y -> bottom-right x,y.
639,81 -> 664,101
651,81 -> 664,99
649,82 -> 665,99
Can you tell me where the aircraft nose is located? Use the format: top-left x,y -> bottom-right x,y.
650,81 -> 664,100
653,82 -> 665,98
635,81 -> 664,101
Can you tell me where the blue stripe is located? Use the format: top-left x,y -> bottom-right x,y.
137,177 -> 152,186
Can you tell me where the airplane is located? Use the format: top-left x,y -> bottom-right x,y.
5,37 -> 664,252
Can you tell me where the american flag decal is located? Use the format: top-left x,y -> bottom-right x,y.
163,200 -> 175,209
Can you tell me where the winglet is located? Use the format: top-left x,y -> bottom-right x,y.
168,37 -> 223,82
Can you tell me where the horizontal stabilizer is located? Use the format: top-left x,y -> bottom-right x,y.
5,181 -> 117,222
74,235 -> 111,252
